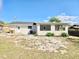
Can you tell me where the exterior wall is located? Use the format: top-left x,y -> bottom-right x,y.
37,24 -> 55,35
9,24 -> 33,34
3,26 -> 9,33
53,31 -> 67,36
32,25 -> 37,32
37,24 -> 69,36
14,27 -> 31,34
53,26 -> 69,36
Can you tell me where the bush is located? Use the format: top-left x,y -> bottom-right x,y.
46,32 -> 54,37
61,32 -> 68,37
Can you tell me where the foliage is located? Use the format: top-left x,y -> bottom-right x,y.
0,21 -> 5,24
49,17 -> 61,23
46,32 -> 54,37
61,32 -> 68,37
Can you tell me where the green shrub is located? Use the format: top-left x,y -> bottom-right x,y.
46,32 -> 54,37
61,32 -> 68,37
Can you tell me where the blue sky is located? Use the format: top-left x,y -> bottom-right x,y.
0,0 -> 79,23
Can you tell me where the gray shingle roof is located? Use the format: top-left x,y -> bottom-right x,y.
37,22 -> 70,26
10,21 -> 70,26
10,21 -> 34,24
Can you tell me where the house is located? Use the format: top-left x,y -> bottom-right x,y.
9,22 -> 70,36
68,25 -> 79,36
9,22 -> 36,34
36,22 -> 69,36
0,24 -> 3,33
0,21 -> 5,33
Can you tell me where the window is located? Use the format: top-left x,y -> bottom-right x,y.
55,25 -> 65,31
28,26 -> 32,29
17,26 -> 20,29
40,25 -> 51,31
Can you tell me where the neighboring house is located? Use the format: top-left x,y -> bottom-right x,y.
0,24 -> 3,32
3,25 -> 11,33
68,25 -> 79,36
0,21 -> 5,32
9,22 -> 70,36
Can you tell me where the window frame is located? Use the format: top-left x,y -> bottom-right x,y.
40,25 -> 51,31
28,26 -> 32,29
55,25 -> 65,31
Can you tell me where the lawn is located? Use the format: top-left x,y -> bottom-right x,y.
0,35 -> 79,59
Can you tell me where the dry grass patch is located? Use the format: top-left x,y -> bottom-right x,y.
0,35 -> 79,59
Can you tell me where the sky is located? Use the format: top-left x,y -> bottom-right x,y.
0,0 -> 79,24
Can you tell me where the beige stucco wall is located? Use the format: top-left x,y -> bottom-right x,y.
10,27 -> 31,35
15,28 -> 30,34
37,24 -> 69,36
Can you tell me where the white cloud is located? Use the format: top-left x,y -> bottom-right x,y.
54,12 -> 79,24
44,12 -> 79,24
45,12 -> 79,24
47,16 -> 52,19
43,16 -> 51,22
0,0 -> 2,11
43,20 -> 48,22
56,15 -> 79,24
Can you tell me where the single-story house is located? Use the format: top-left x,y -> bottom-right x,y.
9,22 -> 70,36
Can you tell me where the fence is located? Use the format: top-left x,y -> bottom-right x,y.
68,29 -> 79,36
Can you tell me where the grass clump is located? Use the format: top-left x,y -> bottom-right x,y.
61,32 -> 68,37
46,32 -> 54,37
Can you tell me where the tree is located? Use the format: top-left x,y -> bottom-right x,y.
49,17 -> 61,23
0,21 -> 4,24
0,21 -> 9,26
